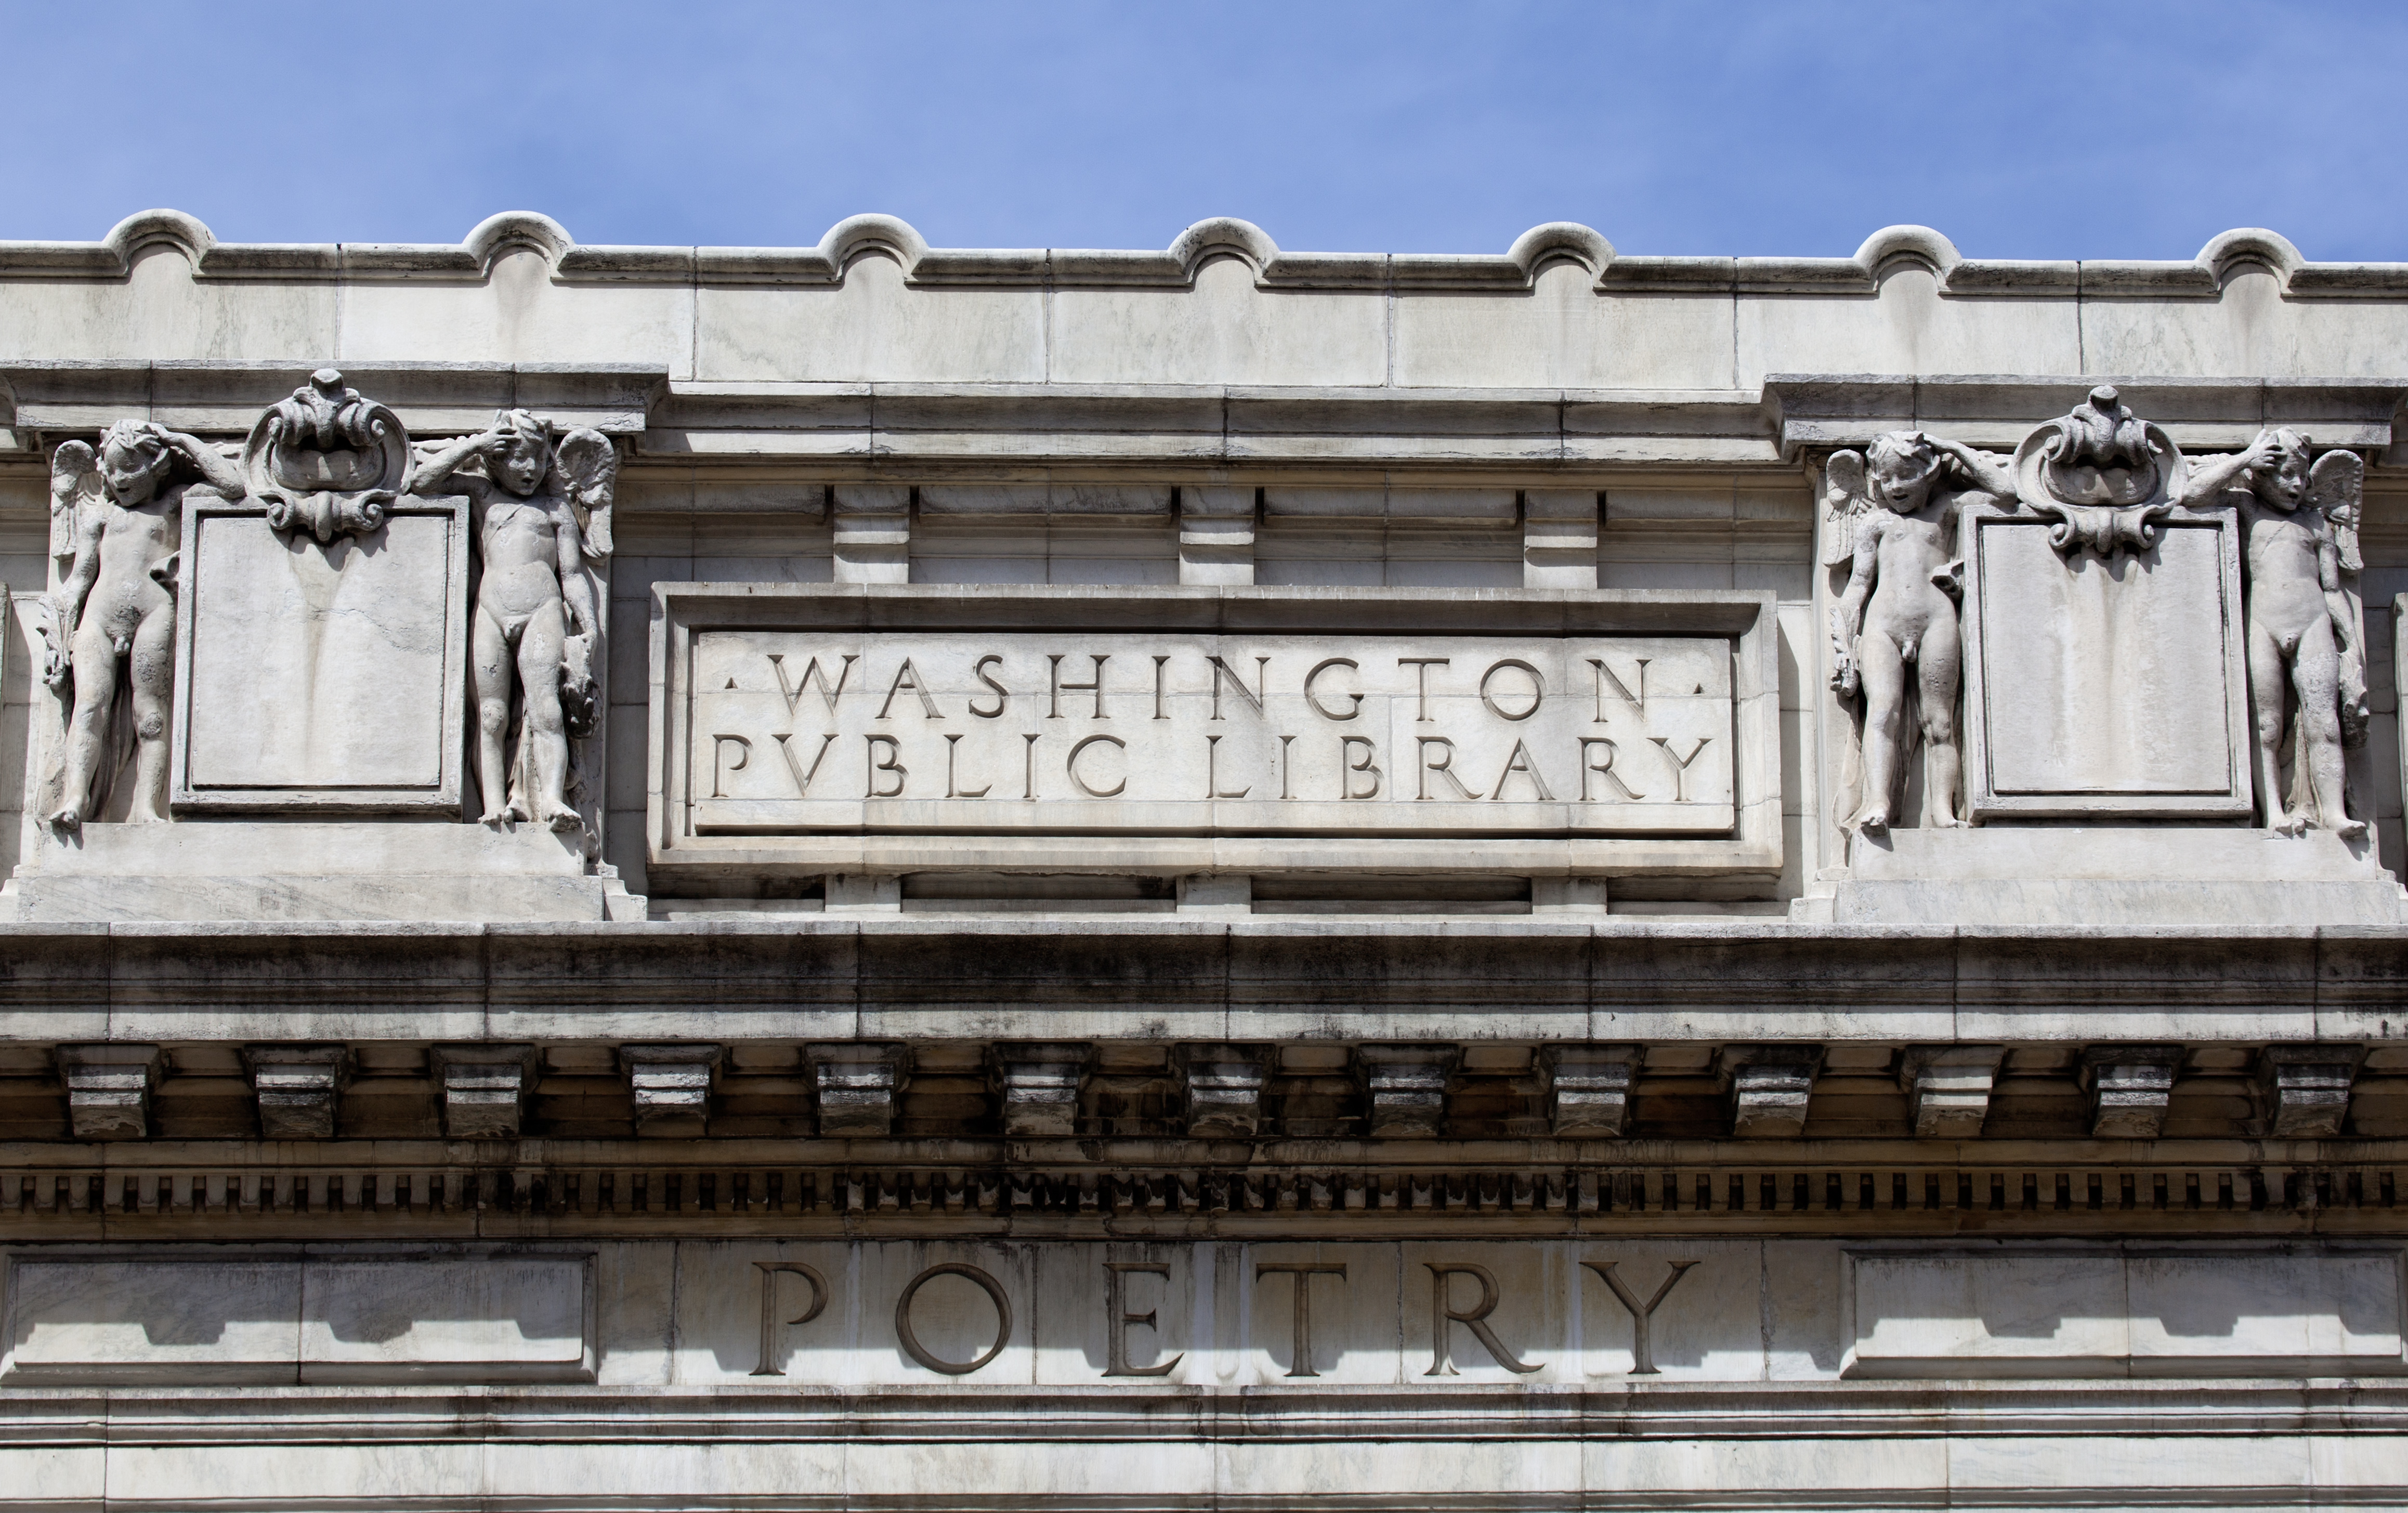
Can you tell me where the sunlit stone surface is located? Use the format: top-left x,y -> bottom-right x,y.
1,211 -> 2406,1509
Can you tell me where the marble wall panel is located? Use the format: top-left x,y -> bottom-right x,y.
1734,269 -> 2081,390
1049,259 -> 1386,387
2081,266 -> 2408,380
1393,269 -> 1734,390
696,255 -> 1045,383
336,249 -> 692,375
0,251 -> 338,364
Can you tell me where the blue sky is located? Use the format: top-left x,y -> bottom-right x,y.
9,0 -> 2403,260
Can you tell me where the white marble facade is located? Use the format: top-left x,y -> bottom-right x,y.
1,212 -> 2407,1509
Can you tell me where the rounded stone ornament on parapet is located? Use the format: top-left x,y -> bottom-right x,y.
241,368 -> 412,545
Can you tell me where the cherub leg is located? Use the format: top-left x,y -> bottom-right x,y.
469,604 -> 518,826
515,602 -> 579,832
1916,612 -> 1966,827
2247,622 -> 2299,834
123,605 -> 176,822
1854,632 -> 1908,833
53,623 -> 122,829
2289,618 -> 2362,838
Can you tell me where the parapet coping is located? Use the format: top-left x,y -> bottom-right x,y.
2,211 -> 2403,299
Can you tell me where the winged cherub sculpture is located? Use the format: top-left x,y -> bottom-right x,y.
407,410 -> 615,831
1824,432 -> 2016,834
2180,429 -> 2368,837
46,421 -> 246,828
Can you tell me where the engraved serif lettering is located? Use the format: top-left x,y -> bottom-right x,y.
712,734 -> 751,798
865,735 -> 906,798
1255,1262 -> 1347,1378
1103,1261 -> 1181,1377
1650,737 -> 1711,802
1582,1259 -> 1698,1376
769,652 -> 856,716
749,1261 -> 830,1376
1424,1262 -> 1539,1376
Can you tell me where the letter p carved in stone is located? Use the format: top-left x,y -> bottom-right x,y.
750,1260 -> 830,1376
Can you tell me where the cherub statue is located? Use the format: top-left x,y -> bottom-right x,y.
46,421 -> 245,828
407,410 -> 614,831
2180,429 -> 2367,837
1825,432 -> 2016,833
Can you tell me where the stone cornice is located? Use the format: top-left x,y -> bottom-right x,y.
5,363 -> 2394,473
0,360 -> 668,436
6,212 -> 2407,301
0,920 -> 2395,1044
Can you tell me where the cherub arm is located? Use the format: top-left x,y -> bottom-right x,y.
407,429 -> 505,498
151,426 -> 245,498
552,498 -> 599,641
1927,436 -> 2015,499
2180,429 -> 2278,505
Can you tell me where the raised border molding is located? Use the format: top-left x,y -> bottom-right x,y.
6,212 -> 2407,300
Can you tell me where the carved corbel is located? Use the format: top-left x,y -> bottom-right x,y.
1900,1045 -> 2006,1139
242,1045 -> 352,1140
1522,488 -> 1601,590
2256,1045 -> 2363,1138
1358,1044 -> 1461,1139
1542,1044 -> 1639,1137
1177,1042 -> 1271,1138
2083,1045 -> 2183,1139
58,1044 -> 165,1141
994,1041 -> 1092,1137
1177,484 -> 1255,586
833,484 -> 911,584
620,1044 -> 723,1138
433,1046 -> 540,1139
1718,1045 -> 1824,1139
806,1042 -> 908,1137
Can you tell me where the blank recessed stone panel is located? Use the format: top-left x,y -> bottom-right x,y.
1963,513 -> 2250,819
1848,1250 -> 2404,1377
174,499 -> 468,815
3,1253 -> 592,1385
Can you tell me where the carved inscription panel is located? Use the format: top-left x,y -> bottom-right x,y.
689,630 -> 1731,834
648,586 -> 1783,877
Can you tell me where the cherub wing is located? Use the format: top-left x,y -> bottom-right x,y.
1820,449 -> 1869,567
2310,448 -> 2364,574
47,441 -> 101,570
551,427 -> 617,566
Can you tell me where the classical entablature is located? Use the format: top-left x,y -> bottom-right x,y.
2,212 -> 2407,1511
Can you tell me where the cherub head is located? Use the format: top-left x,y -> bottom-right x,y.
1864,432 -> 1945,515
97,420 -> 174,506
2245,428 -> 2312,513
489,409 -> 554,498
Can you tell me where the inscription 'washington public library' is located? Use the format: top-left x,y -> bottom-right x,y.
1,208 -> 2406,1512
